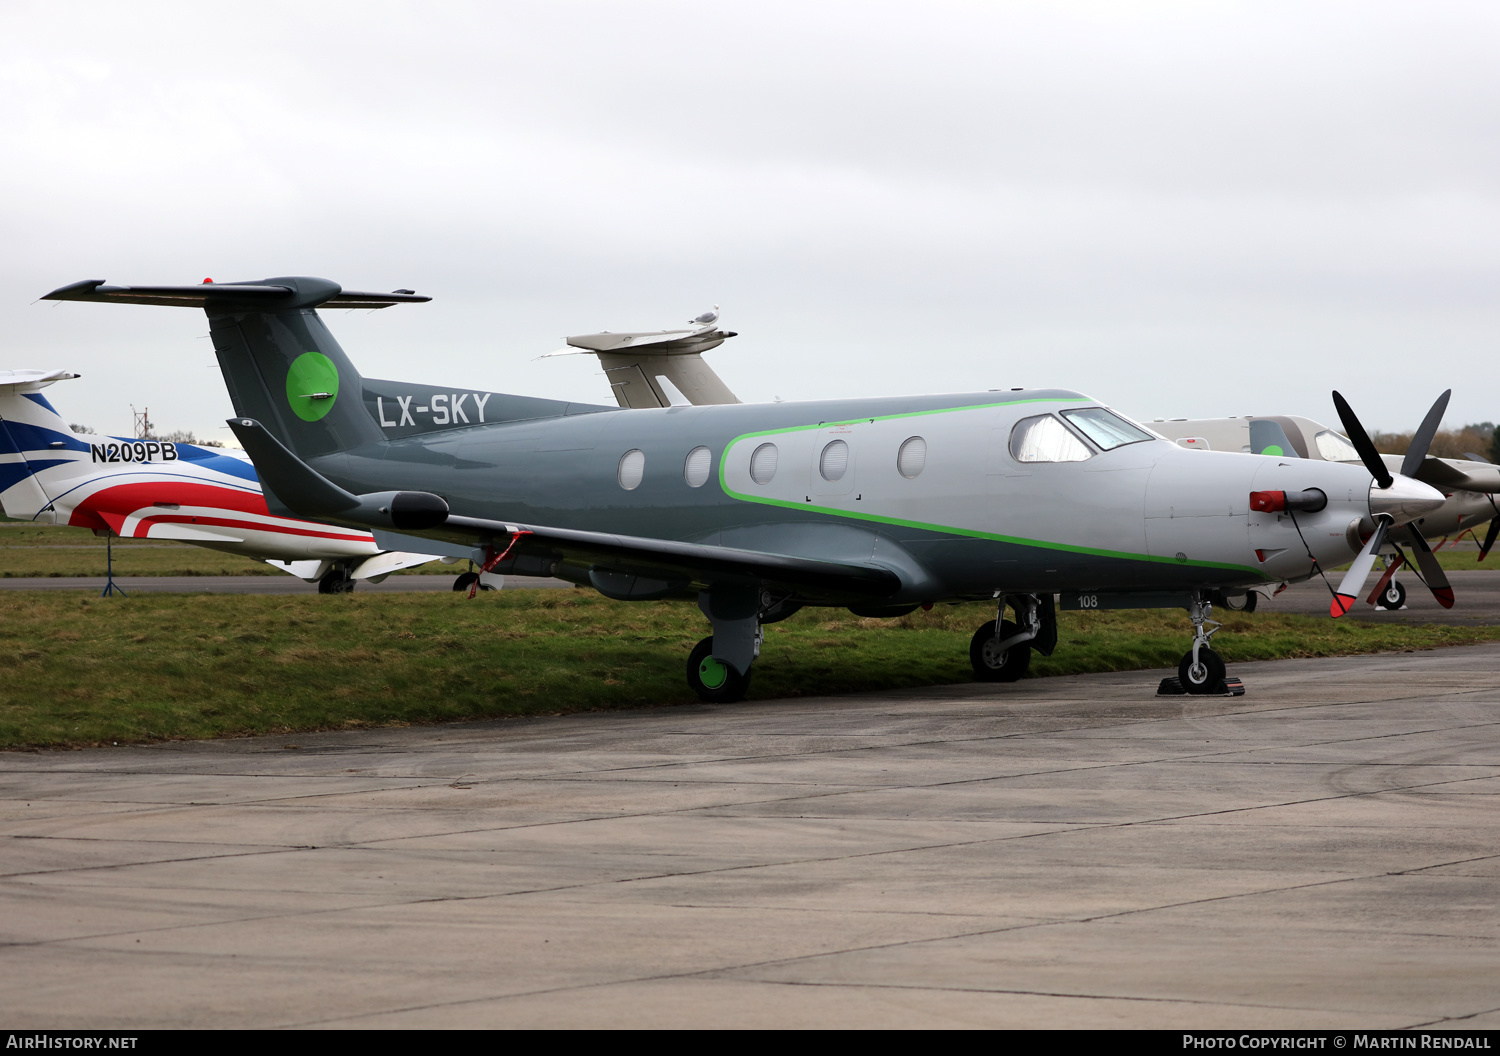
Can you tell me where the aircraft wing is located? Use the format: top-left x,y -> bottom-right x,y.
1410,456 -> 1500,494
437,515 -> 903,598
228,415 -> 902,600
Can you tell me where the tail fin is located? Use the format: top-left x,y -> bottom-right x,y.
0,370 -> 85,520
43,277 -> 431,460
41,277 -> 606,460
545,315 -> 742,409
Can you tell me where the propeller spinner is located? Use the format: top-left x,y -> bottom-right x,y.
1328,390 -> 1451,617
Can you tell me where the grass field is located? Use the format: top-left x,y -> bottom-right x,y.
1,522 -> 1494,578
0,523 -> 447,577
2,589 -> 1497,750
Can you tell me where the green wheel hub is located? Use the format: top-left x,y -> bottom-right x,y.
697,656 -> 729,690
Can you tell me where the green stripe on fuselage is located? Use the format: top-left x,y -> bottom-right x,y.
716,399 -> 1266,578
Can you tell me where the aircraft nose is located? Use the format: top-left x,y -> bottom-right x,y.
1369,475 -> 1446,524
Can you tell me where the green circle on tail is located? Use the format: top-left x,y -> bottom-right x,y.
698,657 -> 729,690
1261,444 -> 1284,456
285,353 -> 340,422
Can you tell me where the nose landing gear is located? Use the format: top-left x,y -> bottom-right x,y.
1375,565 -> 1407,611
1161,592 -> 1244,695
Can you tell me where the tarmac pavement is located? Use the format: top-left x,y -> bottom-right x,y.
2,645 -> 1498,1028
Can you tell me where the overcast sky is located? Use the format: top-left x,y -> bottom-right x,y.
2,1 -> 1496,440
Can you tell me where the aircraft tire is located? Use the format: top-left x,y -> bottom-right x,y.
1178,647 -> 1226,695
318,570 -> 355,595
687,636 -> 751,704
1376,579 -> 1406,611
969,620 -> 1030,682
453,572 -> 479,592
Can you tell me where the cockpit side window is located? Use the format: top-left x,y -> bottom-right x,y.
1009,414 -> 1093,463
1059,407 -> 1154,451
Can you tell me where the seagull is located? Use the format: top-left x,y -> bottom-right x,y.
691,305 -> 720,326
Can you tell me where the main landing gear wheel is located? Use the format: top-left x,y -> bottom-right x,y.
1220,591 -> 1257,613
687,636 -> 751,704
970,619 -> 1031,683
452,571 -> 495,592
317,569 -> 355,594
1377,579 -> 1407,611
1178,647 -> 1226,695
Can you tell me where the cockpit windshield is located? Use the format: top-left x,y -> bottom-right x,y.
1059,407 -> 1155,451
1314,429 -> 1360,462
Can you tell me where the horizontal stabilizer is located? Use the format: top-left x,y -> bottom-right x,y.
0,370 -> 81,392
42,279 -> 429,311
562,324 -> 736,356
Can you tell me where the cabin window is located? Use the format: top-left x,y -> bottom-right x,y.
1009,415 -> 1092,463
684,446 -> 712,488
1314,429 -> 1359,462
819,440 -> 849,482
750,442 -> 779,485
1059,407 -> 1153,451
618,448 -> 645,490
897,436 -> 926,478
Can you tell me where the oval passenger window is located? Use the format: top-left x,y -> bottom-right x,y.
897,436 -> 926,479
750,442 -> 779,485
618,448 -> 645,490
684,445 -> 712,488
819,440 -> 849,482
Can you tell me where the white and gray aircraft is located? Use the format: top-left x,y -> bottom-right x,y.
42,276 -> 1448,701
555,326 -> 1495,615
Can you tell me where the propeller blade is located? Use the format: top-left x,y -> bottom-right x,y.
1400,390 -> 1452,479
1332,517 -> 1391,617
1481,517 -> 1500,562
1396,525 -> 1456,608
1331,391 -> 1394,489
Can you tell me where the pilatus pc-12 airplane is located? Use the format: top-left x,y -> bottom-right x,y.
43,276 -> 1449,701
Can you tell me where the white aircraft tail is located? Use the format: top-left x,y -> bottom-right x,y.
0,370 -> 84,521
545,312 -> 742,409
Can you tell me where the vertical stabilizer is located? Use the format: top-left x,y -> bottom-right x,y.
207,282 -> 387,459
0,371 -> 84,520
40,277 -> 432,460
